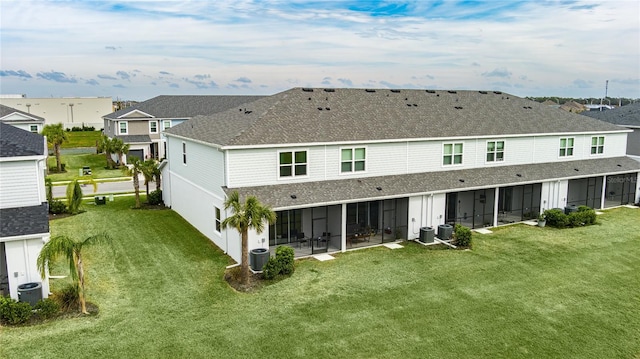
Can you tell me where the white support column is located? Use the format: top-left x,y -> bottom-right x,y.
600,175 -> 607,209
341,203 -> 347,252
493,187 -> 499,227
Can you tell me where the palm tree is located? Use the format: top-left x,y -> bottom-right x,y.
122,157 -> 143,208
112,138 -> 130,167
37,233 -> 112,314
41,123 -> 68,173
96,134 -> 118,169
66,177 -> 97,214
221,191 -> 276,285
140,158 -> 157,197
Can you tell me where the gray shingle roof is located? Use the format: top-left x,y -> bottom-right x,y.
581,102 -> 640,127
166,88 -> 624,147
115,135 -> 152,144
0,122 -> 45,157
104,95 -> 265,119
0,203 -> 49,238
0,104 -> 45,122
226,156 -> 640,209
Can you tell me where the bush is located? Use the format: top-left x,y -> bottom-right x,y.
49,199 -> 67,214
577,206 -> 597,225
34,298 -> 60,319
53,283 -> 80,311
276,246 -> 295,275
147,189 -> 163,205
0,296 -> 32,325
454,224 -> 473,248
262,257 -> 281,280
71,126 -> 83,132
544,209 -> 568,228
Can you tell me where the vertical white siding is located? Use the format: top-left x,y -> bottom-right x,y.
4,236 -> 49,301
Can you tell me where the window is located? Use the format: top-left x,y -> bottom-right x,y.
486,141 -> 504,162
149,121 -> 158,133
591,136 -> 604,155
443,143 -> 463,165
341,147 -> 366,172
279,151 -> 307,177
215,207 -> 221,232
559,137 -> 574,157
182,142 -> 187,164
163,120 -> 171,130
119,121 -> 128,134
29,125 -> 38,133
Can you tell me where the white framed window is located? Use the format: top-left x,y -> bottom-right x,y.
486,140 -> 504,162
215,206 -> 221,232
182,142 -> 187,165
443,143 -> 463,165
341,147 -> 366,173
590,136 -> 604,155
29,125 -> 38,133
149,121 -> 158,134
559,137 -> 574,157
119,121 -> 128,135
279,150 -> 307,177
163,120 -> 171,130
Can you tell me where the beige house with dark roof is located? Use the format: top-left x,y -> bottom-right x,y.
162,88 -> 640,263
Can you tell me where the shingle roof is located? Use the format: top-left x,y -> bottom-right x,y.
104,95 -> 265,119
226,156 -> 640,209
0,104 -> 45,122
0,203 -> 49,238
166,88 -> 624,147
580,102 -> 640,127
0,122 -> 45,157
115,134 -> 152,144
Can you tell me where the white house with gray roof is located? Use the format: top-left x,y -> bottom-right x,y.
102,95 -> 263,162
581,102 -> 640,161
0,104 -> 46,133
0,122 -> 50,301
162,88 -> 640,263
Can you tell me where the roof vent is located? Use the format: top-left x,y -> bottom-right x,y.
376,186 -> 382,191
365,89 -> 376,93
493,91 -> 502,94
391,89 -> 401,93
406,104 -> 412,107
426,90 -> 436,93
413,104 -> 418,107
459,179 -> 465,183
448,90 -> 457,94
325,107 -> 330,111
574,168 -> 579,171
454,106 -> 463,109
290,194 -> 297,199
302,88 -> 314,92
479,91 -> 488,94
617,164 -> 622,167
324,88 -> 335,92
244,110 -> 252,114
516,173 -> 522,177
436,94 -> 440,97
317,107 -> 323,111
308,97 -> 311,101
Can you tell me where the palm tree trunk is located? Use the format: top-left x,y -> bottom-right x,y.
241,230 -> 249,285
133,174 -> 141,208
55,144 -> 62,172
155,174 -> 161,191
76,252 -> 88,314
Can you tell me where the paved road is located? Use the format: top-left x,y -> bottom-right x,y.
52,175 -> 151,199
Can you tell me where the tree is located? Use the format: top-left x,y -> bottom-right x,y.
112,138 -> 130,167
122,157 -> 143,208
37,233 -> 112,314
96,135 -> 118,169
221,191 -> 276,285
66,177 -> 97,214
45,177 -> 53,202
41,123 -> 68,173
140,159 -> 158,197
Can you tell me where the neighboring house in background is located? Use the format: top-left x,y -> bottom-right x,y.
582,102 -> 640,161
0,104 -> 46,133
0,95 -> 112,130
559,100 -> 587,113
102,95 -> 264,162
162,88 -> 640,264
0,122 -> 50,301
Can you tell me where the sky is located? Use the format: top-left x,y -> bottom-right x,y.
1,0 -> 639,101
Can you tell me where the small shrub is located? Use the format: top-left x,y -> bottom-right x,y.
577,206 -> 597,225
544,209 -> 568,228
147,189 -> 163,205
53,283 -> 80,311
49,199 -> 67,214
262,257 -> 281,280
0,296 -> 32,325
71,126 -> 83,132
453,224 -> 473,248
34,298 -> 60,320
276,246 -> 295,275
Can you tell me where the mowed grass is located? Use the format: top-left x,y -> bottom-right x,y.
60,131 -> 102,148
1,198 -> 639,359
47,153 -> 126,181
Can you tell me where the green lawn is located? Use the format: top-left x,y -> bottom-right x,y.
1,199 -> 639,359
60,131 -> 102,148
47,153 -> 126,181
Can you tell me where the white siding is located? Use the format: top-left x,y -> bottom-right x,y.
3,235 -> 50,301
167,136 -> 225,197
0,161 -> 41,208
